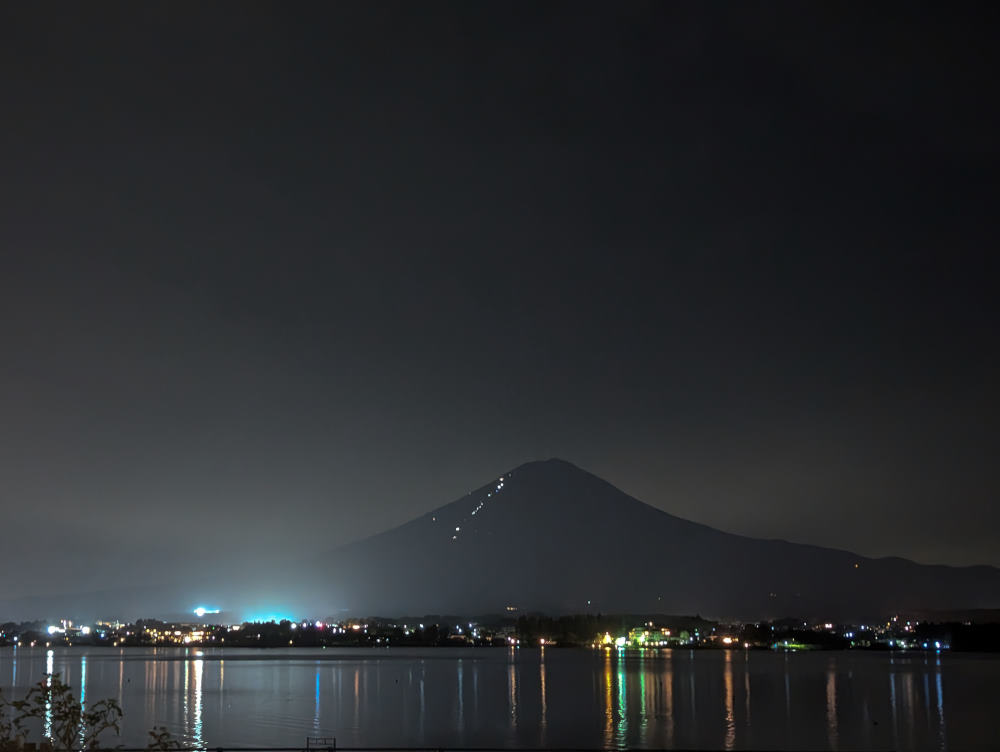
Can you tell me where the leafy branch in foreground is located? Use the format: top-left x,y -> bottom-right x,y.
145,726 -> 181,751
0,687 -> 20,748
0,673 -> 184,752
1,674 -> 121,751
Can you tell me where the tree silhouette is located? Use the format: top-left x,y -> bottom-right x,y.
1,674 -> 121,751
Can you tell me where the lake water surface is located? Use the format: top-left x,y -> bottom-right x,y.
1,646 -> 996,750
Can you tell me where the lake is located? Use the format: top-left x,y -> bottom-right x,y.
1,646 -> 997,750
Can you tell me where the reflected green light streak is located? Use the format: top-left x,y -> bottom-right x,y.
616,659 -> 627,747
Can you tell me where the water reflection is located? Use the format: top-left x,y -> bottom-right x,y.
456,659 -> 464,731
935,656 -> 946,751
616,657 -> 627,748
689,652 -> 697,723
539,650 -> 547,740
664,651 -> 674,748
353,668 -> 360,730
783,654 -> 791,719
418,664 -> 424,738
637,659 -> 647,748
44,650 -> 54,740
79,655 -> 87,704
603,652 -> 613,746
825,659 -> 838,749
191,657 -> 203,749
313,665 -> 321,734
889,656 -> 899,751
902,670 -> 916,750
183,659 -> 189,739
472,661 -> 479,718
723,651 -> 735,751
0,646 -> 972,750
78,656 -> 88,749
743,653 -> 751,728
507,655 -> 518,729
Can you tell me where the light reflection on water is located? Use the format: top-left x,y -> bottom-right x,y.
826,658 -> 838,750
44,650 -> 54,740
723,650 -> 735,751
663,649 -> 674,748
192,657 -> 203,748
0,646 -> 995,750
78,655 -> 87,749
538,649 -> 546,741
935,656 -> 947,751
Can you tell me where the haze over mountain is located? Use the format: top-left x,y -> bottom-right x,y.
3,459 -> 997,623
310,459 -> 1000,621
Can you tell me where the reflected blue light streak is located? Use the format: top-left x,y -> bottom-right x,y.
935,657 -> 946,751
78,656 -> 88,749
456,660 -> 464,731
314,666 -> 321,734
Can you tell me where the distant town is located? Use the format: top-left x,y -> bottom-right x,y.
2,608 -> 998,652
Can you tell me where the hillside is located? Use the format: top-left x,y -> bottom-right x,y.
313,459 -> 1000,620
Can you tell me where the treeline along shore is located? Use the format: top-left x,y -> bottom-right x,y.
4,611 -> 1000,652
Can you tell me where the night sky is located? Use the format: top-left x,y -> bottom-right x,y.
2,2 -> 998,601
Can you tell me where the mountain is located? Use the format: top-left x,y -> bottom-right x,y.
3,459 -> 997,622
309,458 -> 1000,621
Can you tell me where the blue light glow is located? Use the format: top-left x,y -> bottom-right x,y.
242,612 -> 297,623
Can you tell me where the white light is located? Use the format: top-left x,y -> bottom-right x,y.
47,626 -> 59,635
455,526 -> 460,531
80,626 -> 91,636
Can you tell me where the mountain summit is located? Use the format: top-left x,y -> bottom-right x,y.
3,459 -> 996,621
315,459 -> 1000,619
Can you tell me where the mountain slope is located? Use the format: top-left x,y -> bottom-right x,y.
312,459 -> 1000,620
3,459 -> 996,622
